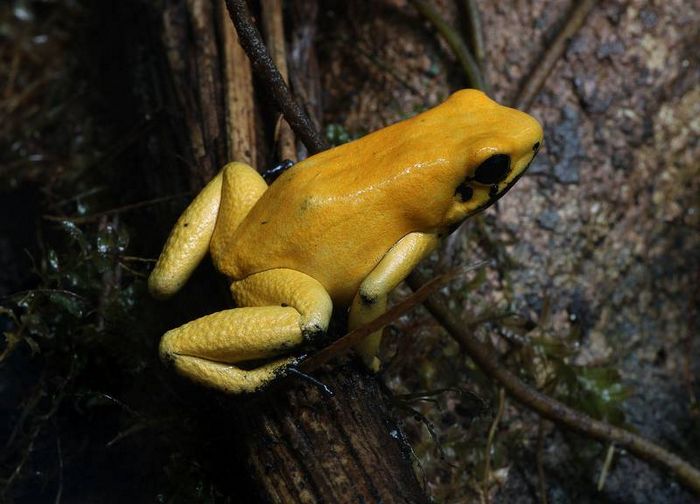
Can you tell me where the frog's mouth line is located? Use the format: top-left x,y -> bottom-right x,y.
465,156 -> 535,218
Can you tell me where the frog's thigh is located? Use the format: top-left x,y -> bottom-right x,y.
230,268 -> 333,340
159,268 -> 332,394
210,162 -> 268,262
160,306 -> 302,394
149,172 -> 224,298
149,161 -> 268,298
349,232 -> 439,371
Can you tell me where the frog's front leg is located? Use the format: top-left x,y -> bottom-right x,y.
349,232 -> 439,371
159,269 -> 332,394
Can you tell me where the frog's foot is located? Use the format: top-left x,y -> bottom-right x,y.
167,353 -> 302,394
262,159 -> 294,183
350,232 -> 439,371
159,268 -> 332,394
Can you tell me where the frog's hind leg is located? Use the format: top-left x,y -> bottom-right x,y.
210,162 -> 268,266
159,269 -> 332,394
349,232 -> 439,371
148,161 -> 267,298
148,173 -> 224,298
262,159 -> 294,183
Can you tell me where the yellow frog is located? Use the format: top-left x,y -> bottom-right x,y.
149,90 -> 543,394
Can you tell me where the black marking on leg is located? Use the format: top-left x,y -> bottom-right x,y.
262,159 -> 294,183
302,324 -> 325,343
360,292 -> 377,306
160,351 -> 176,366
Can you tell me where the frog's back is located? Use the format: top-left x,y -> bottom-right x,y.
222,145 -> 439,305
219,90 -> 537,304
219,111 -> 455,304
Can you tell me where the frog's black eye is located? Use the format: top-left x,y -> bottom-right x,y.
474,154 -> 511,185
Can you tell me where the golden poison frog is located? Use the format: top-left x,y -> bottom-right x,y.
149,90 -> 543,393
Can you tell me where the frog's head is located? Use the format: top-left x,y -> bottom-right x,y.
437,90 -> 543,227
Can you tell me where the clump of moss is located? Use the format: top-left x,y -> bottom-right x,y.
0,2 -> 235,501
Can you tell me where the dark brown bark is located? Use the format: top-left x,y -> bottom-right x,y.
134,0 -> 428,502
242,361 -> 427,503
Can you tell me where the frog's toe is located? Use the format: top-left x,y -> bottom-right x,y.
366,356 -> 382,373
170,354 -> 298,394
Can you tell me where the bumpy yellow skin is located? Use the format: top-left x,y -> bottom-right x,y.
149,90 -> 543,394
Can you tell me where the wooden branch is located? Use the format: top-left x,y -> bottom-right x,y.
463,0 -> 485,67
162,0 -> 228,185
514,0 -> 597,110
287,0 -> 324,160
260,0 -> 297,162
242,363 -> 428,503
217,0 -> 257,166
409,0 -> 488,92
148,1 -> 431,501
224,0 -> 328,153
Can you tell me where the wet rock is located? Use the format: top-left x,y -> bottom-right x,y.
573,73 -> 614,113
536,210 -> 560,231
596,39 -> 625,59
548,106 -> 585,184
639,7 -> 658,29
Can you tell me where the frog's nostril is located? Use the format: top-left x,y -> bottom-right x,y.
533,142 -> 540,152
474,154 -> 511,185
455,182 -> 473,202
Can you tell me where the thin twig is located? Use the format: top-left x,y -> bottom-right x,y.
482,387 -> 506,502
54,425 -> 63,504
536,419 -> 549,504
406,272 -> 700,495
218,0 -> 257,166
106,422 -> 150,448
514,0 -> 597,110
409,0 -> 488,92
345,37 -> 425,98
260,0 -> 297,162
224,0 -> 329,153
42,192 -> 191,224
463,0 -> 486,67
3,288 -> 88,303
597,443 -> 615,491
